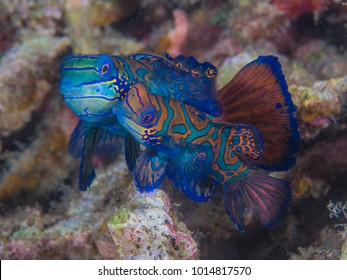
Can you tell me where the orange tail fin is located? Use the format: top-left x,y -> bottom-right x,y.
218,56 -> 299,171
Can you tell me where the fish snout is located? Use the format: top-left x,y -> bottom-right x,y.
59,80 -> 70,92
59,80 -> 74,96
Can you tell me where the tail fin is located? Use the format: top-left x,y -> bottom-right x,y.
218,56 -> 299,171
223,170 -> 290,232
133,148 -> 167,193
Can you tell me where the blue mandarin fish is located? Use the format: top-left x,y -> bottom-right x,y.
113,56 -> 300,232
60,53 -> 222,191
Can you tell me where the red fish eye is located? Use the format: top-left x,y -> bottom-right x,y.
101,63 -> 109,75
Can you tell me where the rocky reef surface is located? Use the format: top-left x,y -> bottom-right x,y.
0,0 -> 346,259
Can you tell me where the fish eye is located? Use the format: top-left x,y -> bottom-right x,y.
101,63 -> 109,75
140,105 -> 157,125
141,113 -> 153,124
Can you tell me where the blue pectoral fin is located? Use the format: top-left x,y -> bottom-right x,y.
133,149 -> 167,193
78,124 -> 100,191
223,170 -> 291,232
125,132 -> 140,172
168,173 -> 219,203
166,147 -> 217,202
68,120 -> 88,159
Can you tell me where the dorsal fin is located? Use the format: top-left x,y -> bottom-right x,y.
131,53 -> 222,116
218,55 -> 299,171
172,55 -> 217,79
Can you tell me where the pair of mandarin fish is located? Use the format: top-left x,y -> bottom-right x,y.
60,53 -> 299,232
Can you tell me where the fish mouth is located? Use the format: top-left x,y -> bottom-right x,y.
60,84 -> 119,101
63,95 -> 120,101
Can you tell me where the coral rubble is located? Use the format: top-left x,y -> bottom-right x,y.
0,35 -> 70,137
290,75 -> 347,142
107,189 -> 199,260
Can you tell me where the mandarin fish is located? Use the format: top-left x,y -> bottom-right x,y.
113,56 -> 300,232
60,53 -> 222,191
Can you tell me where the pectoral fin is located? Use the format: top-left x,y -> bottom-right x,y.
133,149 -> 167,192
166,146 -> 217,202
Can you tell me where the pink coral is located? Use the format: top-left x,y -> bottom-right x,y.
95,240 -> 118,259
307,116 -> 330,127
165,221 -> 199,260
167,9 -> 189,56
270,0 -> 332,18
